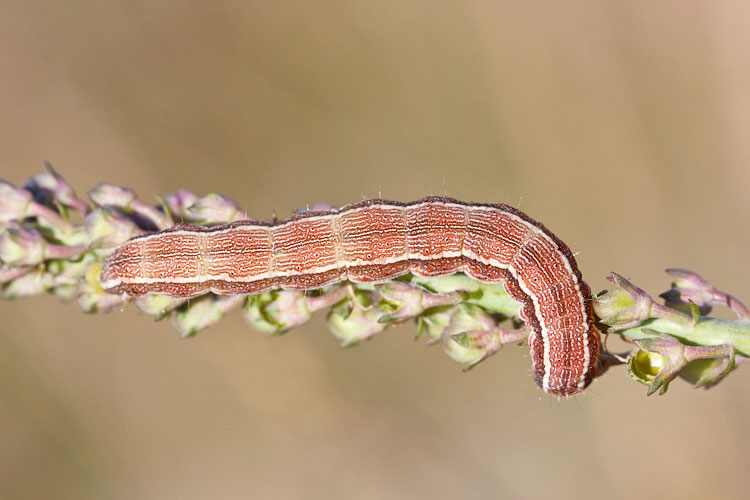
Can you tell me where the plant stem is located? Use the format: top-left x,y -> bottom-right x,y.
616,317 -> 750,358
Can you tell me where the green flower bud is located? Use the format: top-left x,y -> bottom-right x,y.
171,296 -> 244,337
416,306 -> 456,344
84,208 -> 142,248
135,294 -> 187,320
326,290 -> 387,346
592,287 -> 635,322
0,227 -> 38,265
243,290 -> 312,335
593,274 -> 654,329
76,287 -> 124,313
679,356 -> 736,389
440,304 -> 501,367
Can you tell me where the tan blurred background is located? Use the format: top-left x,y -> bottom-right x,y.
2,1 -> 750,499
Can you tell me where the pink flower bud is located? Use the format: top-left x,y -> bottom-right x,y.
89,183 -> 169,230
661,268 -> 750,320
0,226 -> 86,266
0,180 -> 33,222
25,163 -> 90,214
185,194 -> 245,224
163,190 -> 199,221
89,183 -> 137,208
2,268 -> 53,298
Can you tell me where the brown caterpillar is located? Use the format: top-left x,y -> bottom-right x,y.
101,196 -> 600,395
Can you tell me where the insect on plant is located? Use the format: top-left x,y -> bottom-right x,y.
1,165 -> 747,396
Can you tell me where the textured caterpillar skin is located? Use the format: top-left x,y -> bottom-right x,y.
101,196 -> 600,395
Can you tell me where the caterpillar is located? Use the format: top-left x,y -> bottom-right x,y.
101,196 -> 601,395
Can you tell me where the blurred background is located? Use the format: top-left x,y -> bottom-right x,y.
2,1 -> 750,498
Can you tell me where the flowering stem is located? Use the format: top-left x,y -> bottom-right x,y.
615,317 -> 750,358
1,166 -> 748,395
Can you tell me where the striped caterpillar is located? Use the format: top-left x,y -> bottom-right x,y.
101,196 -> 601,395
